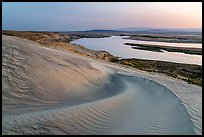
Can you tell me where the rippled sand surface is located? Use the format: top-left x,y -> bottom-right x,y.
2,35 -> 202,135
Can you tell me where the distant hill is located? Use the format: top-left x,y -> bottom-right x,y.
84,29 -> 122,33
63,27 -> 202,35
118,27 -> 154,32
66,29 -> 123,34
118,27 -> 202,33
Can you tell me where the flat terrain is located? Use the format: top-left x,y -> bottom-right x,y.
2,35 -> 202,135
124,43 -> 202,55
124,33 -> 202,43
114,58 -> 202,86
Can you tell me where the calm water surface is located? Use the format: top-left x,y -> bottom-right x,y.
71,36 -> 202,65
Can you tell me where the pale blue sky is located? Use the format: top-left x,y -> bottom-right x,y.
2,2 -> 202,31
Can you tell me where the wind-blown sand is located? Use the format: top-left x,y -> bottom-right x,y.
2,35 -> 202,135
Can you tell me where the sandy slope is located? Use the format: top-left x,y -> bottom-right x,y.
2,35 -> 202,135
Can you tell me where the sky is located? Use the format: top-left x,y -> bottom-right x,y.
2,2 -> 202,31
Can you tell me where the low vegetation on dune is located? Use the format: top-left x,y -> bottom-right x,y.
2,30 -> 118,61
114,58 -> 202,87
2,30 -> 72,43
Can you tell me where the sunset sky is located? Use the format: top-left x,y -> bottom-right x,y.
2,2 -> 202,31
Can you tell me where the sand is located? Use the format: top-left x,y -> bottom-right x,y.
2,35 -> 202,135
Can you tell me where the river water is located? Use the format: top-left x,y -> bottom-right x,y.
71,36 -> 202,65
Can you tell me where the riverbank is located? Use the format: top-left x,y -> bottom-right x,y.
2,30 -> 117,61
112,58 -> 202,87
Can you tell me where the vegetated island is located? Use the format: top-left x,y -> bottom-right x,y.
123,33 -> 202,43
2,30 -> 202,87
124,43 -> 202,55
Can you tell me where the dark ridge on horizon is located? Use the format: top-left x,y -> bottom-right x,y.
3,27 -> 202,34
62,27 -> 201,33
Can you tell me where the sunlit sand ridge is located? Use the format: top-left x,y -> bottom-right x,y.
2,35 -> 202,135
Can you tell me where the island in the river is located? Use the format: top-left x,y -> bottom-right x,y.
124,42 -> 202,55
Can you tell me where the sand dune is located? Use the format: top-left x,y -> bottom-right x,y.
2,35 -> 202,135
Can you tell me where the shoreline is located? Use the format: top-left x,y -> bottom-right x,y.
112,58 -> 202,87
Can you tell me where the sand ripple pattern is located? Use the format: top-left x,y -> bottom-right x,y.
2,35 -> 196,135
